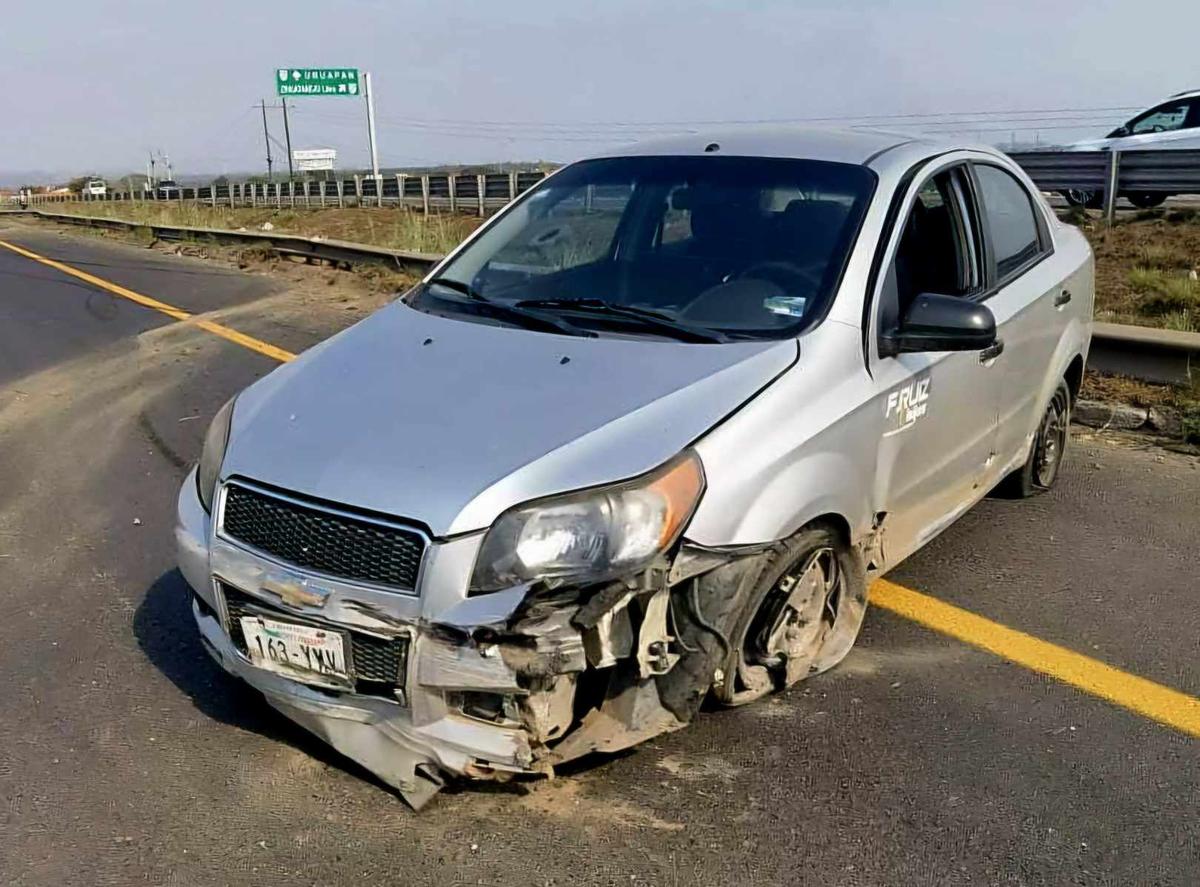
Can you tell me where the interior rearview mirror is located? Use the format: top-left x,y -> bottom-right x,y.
879,292 -> 996,357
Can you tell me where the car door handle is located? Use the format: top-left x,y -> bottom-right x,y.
979,339 -> 1005,363
1054,289 -> 1072,307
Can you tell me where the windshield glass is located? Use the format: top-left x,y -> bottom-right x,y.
423,155 -> 876,339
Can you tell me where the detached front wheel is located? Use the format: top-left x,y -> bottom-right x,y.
713,525 -> 867,707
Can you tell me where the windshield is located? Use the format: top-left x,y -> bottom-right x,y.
422,155 -> 876,340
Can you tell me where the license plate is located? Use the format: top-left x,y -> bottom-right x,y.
240,615 -> 350,687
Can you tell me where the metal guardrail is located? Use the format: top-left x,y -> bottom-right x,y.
1009,148 -> 1200,222
1088,322 -> 1197,385
18,151 -> 1200,225
17,170 -> 550,217
4,208 -> 1196,385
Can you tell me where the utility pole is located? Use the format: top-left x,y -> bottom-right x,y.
261,99 -> 274,182
363,71 -> 380,182
282,97 -> 295,180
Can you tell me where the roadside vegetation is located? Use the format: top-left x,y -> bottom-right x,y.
1071,208 -> 1200,332
42,200 -> 480,256
1063,209 -> 1200,446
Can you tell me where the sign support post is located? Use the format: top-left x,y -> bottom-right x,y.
364,71 -> 381,183
260,99 -> 273,182
282,97 -> 295,180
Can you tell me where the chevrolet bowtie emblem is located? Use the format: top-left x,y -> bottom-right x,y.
261,574 -> 330,608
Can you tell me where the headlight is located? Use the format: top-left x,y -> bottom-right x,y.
470,451 -> 705,594
196,397 -> 236,513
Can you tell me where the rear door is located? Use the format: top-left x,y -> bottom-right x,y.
968,161 -> 1061,477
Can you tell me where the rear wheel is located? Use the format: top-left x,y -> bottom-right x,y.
996,378 -> 1072,498
1127,191 -> 1168,209
713,524 -> 867,707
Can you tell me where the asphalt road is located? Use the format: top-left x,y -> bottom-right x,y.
1,222 -> 1197,886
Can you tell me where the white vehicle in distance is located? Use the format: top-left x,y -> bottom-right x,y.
80,178 -> 107,197
1061,89 -> 1200,208
176,128 -> 1094,808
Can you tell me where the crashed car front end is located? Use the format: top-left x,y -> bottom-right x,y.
176,451 -> 743,809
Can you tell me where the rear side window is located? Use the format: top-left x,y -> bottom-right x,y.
975,165 -> 1043,279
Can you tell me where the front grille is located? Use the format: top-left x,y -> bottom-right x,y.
221,482 -> 424,590
221,584 -> 409,698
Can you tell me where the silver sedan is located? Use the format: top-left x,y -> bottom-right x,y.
176,127 -> 1093,807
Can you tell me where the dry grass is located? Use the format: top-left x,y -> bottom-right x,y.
45,201 -> 481,256
1074,212 -> 1200,330
1125,266 -> 1200,316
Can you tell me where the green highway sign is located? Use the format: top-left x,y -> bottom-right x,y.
276,68 -> 360,97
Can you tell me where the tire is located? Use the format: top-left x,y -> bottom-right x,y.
1062,189 -> 1103,209
711,524 -> 867,707
995,378 -> 1072,499
1127,192 -> 1167,209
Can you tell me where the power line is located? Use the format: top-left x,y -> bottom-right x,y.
291,103 -> 1140,133
304,104 -> 1145,131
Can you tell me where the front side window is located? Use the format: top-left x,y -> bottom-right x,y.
891,168 -> 978,317
974,165 -> 1043,280
420,156 -> 876,339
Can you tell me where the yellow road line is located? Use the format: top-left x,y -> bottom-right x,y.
0,237 -> 296,363
5,234 -> 1198,740
872,579 -> 1200,739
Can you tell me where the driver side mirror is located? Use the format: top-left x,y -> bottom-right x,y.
1112,125 -> 1130,138
879,292 -> 996,357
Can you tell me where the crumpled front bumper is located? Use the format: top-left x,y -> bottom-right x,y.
176,469 -> 715,809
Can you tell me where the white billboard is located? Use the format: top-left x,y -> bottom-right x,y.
293,148 -> 337,171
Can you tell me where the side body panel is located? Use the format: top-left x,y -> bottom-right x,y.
687,321 -> 880,547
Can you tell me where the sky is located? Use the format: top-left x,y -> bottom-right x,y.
2,0 -> 1197,183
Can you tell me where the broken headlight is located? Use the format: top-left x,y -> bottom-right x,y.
196,397 -> 236,513
469,451 -> 705,594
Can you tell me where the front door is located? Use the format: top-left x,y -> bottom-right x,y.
868,161 -> 1001,565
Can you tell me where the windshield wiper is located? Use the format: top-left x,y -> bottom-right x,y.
514,298 -> 727,343
425,279 -> 594,338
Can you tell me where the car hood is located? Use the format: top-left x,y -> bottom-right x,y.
222,302 -> 797,536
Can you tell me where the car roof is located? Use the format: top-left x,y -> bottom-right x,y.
590,126 -> 995,174
1168,88 -> 1200,100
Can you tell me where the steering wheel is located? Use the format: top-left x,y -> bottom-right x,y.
737,260 -> 822,293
